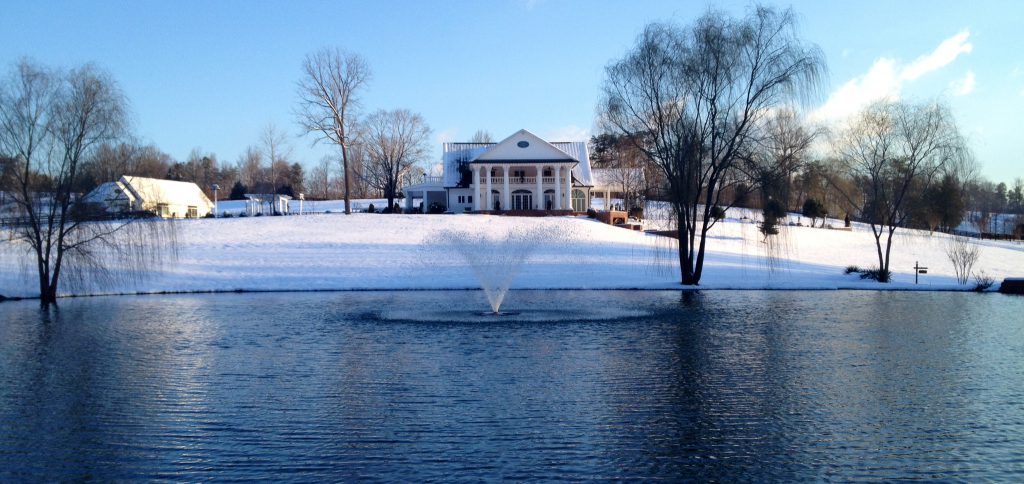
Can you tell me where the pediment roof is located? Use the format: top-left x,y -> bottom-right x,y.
472,129 -> 576,162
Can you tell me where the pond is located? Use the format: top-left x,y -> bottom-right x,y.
0,290 -> 1022,481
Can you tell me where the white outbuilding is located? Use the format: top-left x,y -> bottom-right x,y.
82,176 -> 214,219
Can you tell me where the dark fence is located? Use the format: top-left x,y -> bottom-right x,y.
1,211 -> 157,229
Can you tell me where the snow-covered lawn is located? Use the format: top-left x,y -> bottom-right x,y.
1,204 -> 1022,299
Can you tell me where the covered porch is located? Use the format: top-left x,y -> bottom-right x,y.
403,175 -> 446,213
468,162 -> 587,212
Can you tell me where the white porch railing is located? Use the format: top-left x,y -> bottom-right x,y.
494,176 -> 537,184
405,174 -> 442,186
480,176 -> 562,185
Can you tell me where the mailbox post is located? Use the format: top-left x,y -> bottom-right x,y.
914,261 -> 928,284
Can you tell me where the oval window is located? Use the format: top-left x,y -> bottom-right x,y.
517,141 -> 529,148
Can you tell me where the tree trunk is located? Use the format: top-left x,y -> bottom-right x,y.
40,283 -> 58,305
882,227 -> 896,282
871,224 -> 885,279
677,208 -> 699,285
340,142 -> 351,215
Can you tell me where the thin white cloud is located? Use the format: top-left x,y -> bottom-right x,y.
811,30 -> 973,123
950,71 -> 976,96
900,30 -> 973,81
544,124 -> 590,142
810,58 -> 900,122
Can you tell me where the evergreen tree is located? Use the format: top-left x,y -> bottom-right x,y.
229,180 -> 248,200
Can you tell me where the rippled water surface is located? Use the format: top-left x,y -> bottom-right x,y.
1,290 -> 1023,481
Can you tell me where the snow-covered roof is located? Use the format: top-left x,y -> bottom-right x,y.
82,181 -> 131,204
590,168 -> 644,190
441,129 -> 593,186
121,176 -> 213,208
244,193 -> 293,201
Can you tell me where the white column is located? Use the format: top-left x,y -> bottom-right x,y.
535,164 -> 543,210
502,165 -> 510,211
564,166 -> 573,211
421,190 -> 427,213
472,166 -> 480,211
554,166 -> 562,210
485,165 -> 493,211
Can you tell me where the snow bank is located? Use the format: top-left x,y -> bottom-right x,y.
1,204 -> 1022,298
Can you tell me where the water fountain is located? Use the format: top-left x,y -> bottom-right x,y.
436,225 -> 548,314
386,219 -> 648,323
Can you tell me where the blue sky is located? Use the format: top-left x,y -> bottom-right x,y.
1,0 -> 1021,181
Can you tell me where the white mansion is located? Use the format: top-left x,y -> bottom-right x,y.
404,129 -> 597,213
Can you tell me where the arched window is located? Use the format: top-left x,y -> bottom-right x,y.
572,189 -> 586,212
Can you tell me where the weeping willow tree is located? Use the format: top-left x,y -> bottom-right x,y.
601,5 -> 825,285
0,60 -> 177,304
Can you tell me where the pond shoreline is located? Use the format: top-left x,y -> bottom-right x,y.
0,283 -> 1002,304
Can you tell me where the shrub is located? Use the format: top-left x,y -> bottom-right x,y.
586,208 -> 598,218
710,206 -> 726,221
844,265 -> 861,275
759,199 -> 786,237
973,271 -> 995,292
367,203 -> 375,213
222,212 -> 234,218
859,267 -> 890,281
238,212 -> 248,217
428,202 -> 446,214
802,198 -> 826,227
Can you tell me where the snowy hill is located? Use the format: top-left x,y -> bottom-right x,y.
1,204 -> 1022,299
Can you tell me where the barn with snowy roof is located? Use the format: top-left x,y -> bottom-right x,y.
82,176 -> 214,219
403,129 -> 595,213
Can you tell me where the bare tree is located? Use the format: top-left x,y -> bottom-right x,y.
308,155 -> 335,200
742,109 -> 819,211
605,138 -> 648,212
360,109 -> 432,211
601,6 -> 825,285
259,124 -> 293,196
470,129 -> 493,143
80,140 -> 174,191
945,234 -> 979,285
0,60 -> 175,304
296,48 -> 371,214
833,100 -> 965,281
235,145 -> 263,189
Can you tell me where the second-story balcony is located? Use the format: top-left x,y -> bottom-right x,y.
407,175 -> 444,187
481,176 -> 558,185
